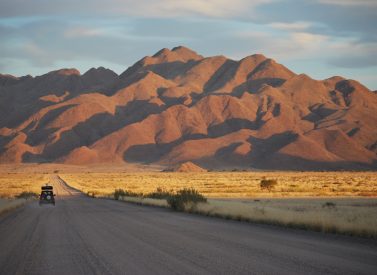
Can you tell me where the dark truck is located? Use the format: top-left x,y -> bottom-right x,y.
39,185 -> 55,206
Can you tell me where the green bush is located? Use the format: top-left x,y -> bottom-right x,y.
113,189 -> 141,200
167,188 -> 207,211
260,178 -> 278,192
15,191 -> 38,199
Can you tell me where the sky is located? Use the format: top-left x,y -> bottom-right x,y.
0,0 -> 376,90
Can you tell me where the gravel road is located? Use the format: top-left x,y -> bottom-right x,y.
0,176 -> 376,275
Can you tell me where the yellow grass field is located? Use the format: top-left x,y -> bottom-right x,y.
117,195 -> 377,237
193,198 -> 377,237
60,171 -> 377,198
0,173 -> 47,198
0,170 -> 376,237
60,171 -> 377,237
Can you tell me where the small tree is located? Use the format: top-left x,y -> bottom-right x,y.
260,178 -> 278,192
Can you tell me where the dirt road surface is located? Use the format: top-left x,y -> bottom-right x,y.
0,176 -> 376,274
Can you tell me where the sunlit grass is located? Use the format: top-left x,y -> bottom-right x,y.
60,171 -> 377,198
115,195 -> 377,238
60,171 -> 377,237
0,173 -> 47,198
192,198 -> 377,237
1,170 -> 376,237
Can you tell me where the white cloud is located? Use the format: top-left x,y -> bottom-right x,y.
327,40 -> 377,68
0,0 -> 273,18
268,21 -> 313,31
232,30 -> 330,60
1,0 -> 376,89
290,32 -> 328,46
63,27 -> 104,38
318,0 -> 377,6
138,0 -> 272,18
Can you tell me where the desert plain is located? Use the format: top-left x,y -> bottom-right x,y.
1,164 -> 376,237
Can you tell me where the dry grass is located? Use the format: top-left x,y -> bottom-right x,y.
114,196 -> 377,238
0,170 -> 376,237
60,171 -> 377,238
192,198 -> 377,238
0,173 -> 47,198
60,171 -> 377,198
0,198 -> 27,215
118,196 -> 169,208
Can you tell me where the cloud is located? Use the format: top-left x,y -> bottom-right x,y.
327,42 -> 377,68
290,32 -> 328,46
317,0 -> 377,7
255,0 -> 377,42
0,15 -> 374,71
0,0 -> 376,89
1,0 -> 376,43
138,0 -> 272,18
0,0 -> 271,18
63,27 -> 104,38
268,21 -> 313,31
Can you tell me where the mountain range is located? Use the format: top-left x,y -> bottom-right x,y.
1,46 -> 376,170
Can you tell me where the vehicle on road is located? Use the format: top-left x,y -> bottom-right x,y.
39,185 -> 55,206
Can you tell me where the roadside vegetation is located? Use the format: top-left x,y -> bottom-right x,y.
0,173 -> 46,198
60,172 -> 377,238
113,188 -> 377,238
15,191 -> 39,199
0,198 -> 28,216
112,187 -> 206,211
191,198 -> 377,238
60,171 -> 377,198
167,188 -> 207,211
1,171 -> 376,237
0,173 -> 44,216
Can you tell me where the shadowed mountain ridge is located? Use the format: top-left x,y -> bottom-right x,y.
0,46 -> 376,170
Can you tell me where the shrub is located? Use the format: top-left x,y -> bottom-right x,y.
167,188 -> 207,211
15,191 -> 38,199
145,187 -> 172,200
113,189 -> 141,200
87,191 -> 98,198
260,178 -> 278,192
